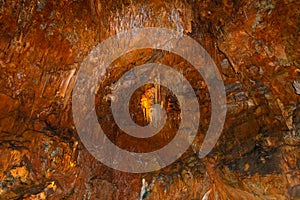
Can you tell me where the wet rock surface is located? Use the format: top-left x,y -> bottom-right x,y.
0,0 -> 299,199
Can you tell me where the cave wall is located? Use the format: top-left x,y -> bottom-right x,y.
0,0 -> 299,199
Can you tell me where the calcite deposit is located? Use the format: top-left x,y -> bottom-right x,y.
0,0 -> 299,199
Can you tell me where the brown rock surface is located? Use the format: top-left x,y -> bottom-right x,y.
0,0 -> 299,199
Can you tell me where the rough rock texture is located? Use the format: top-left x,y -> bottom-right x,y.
0,0 -> 299,199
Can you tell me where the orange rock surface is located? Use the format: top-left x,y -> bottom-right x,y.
0,0 -> 299,199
